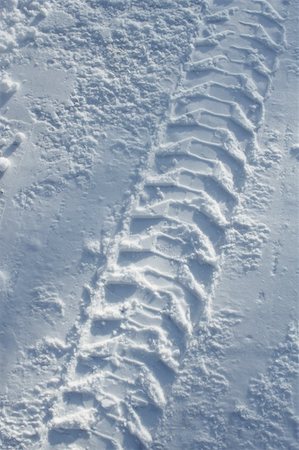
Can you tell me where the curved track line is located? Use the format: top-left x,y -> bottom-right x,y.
43,1 -> 286,448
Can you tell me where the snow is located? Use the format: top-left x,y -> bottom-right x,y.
0,74 -> 19,95
0,157 -> 11,174
0,0 -> 298,449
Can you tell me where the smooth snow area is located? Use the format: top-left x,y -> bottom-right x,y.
0,1 -> 298,449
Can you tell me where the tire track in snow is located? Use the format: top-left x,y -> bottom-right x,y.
43,1 -> 286,448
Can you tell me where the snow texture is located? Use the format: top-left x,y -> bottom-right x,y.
0,0 -> 298,449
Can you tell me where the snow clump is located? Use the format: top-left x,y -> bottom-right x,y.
0,157 -> 10,174
0,73 -> 19,94
14,132 -> 26,144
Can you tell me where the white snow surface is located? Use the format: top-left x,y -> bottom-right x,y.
0,1 -> 298,449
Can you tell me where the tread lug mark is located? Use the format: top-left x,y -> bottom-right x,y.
205,7 -> 239,24
44,1 -> 286,448
239,20 -> 284,53
194,30 -> 235,49
173,81 -> 264,126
